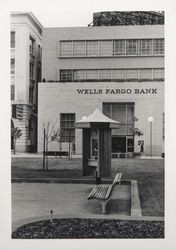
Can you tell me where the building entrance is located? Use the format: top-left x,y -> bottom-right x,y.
112,135 -> 134,156
103,102 -> 135,157
112,136 -> 126,153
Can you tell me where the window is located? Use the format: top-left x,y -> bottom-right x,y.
112,69 -> 126,80
60,70 -> 73,81
90,129 -> 98,158
73,70 -> 85,81
113,40 -> 126,55
126,69 -> 138,80
99,69 -> 111,81
29,62 -> 34,79
12,105 -> 16,118
37,65 -> 41,82
73,41 -> 85,56
11,85 -> 15,100
140,39 -> 152,55
99,40 -> 112,56
126,40 -> 138,55
86,40 -> 98,56
29,36 -> 35,54
140,69 -> 152,80
86,70 -> 98,81
11,31 -> 15,48
29,86 -> 34,103
153,68 -> 164,80
153,39 -> 164,55
38,44 -> 42,60
103,103 -> 134,136
11,59 -> 15,74
60,113 -> 75,142
60,41 -> 72,57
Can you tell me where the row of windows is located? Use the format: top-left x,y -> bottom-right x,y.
59,39 -> 164,57
60,68 -> 164,82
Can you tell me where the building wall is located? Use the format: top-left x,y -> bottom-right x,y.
39,24 -> 164,157
11,12 -> 42,152
38,81 -> 164,156
42,25 -> 164,81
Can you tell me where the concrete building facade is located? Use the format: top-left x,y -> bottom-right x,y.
11,12 -> 42,152
38,12 -> 164,157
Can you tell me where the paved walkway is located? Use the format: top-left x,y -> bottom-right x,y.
12,183 -> 164,232
11,152 -> 163,159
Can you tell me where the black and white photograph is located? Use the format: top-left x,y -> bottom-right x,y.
1,0 -> 176,249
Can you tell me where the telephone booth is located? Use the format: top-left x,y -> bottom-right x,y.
76,109 -> 120,183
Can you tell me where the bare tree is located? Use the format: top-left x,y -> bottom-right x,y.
51,128 -> 63,152
42,119 -> 57,170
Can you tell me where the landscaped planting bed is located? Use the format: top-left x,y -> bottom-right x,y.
12,218 -> 164,239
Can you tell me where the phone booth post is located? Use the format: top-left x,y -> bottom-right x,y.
76,109 -> 120,184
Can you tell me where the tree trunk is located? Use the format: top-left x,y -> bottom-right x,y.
14,139 -> 16,155
59,140 -> 62,151
46,139 -> 48,170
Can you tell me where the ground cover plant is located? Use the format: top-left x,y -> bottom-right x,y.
12,218 -> 164,239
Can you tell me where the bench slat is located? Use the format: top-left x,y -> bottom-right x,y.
88,185 -> 110,200
105,184 -> 114,200
88,185 -> 99,199
88,172 -> 122,213
98,186 -> 108,199
113,172 -> 122,185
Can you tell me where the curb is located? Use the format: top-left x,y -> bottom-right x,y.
12,214 -> 164,233
12,178 -> 131,184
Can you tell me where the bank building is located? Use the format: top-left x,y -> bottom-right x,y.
11,12 -> 42,152
37,11 -> 164,157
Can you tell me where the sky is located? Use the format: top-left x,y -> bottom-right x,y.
0,0 -> 173,27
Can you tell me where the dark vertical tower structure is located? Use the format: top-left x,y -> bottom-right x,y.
76,109 -> 120,180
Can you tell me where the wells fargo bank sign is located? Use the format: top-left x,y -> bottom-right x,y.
76,88 -> 158,95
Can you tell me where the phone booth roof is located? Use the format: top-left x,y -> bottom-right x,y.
76,109 -> 120,129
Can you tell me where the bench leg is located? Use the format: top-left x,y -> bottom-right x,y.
101,201 -> 107,214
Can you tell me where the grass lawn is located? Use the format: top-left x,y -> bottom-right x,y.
11,157 -> 164,217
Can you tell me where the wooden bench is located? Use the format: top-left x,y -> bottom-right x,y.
88,172 -> 122,214
43,151 -> 68,158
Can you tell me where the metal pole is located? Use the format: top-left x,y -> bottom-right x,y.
151,121 -> 152,157
97,129 -> 101,184
68,129 -> 71,160
43,128 -> 46,171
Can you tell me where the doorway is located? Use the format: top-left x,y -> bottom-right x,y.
112,136 -> 126,153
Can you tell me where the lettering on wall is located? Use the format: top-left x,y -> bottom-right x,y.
76,88 -> 158,95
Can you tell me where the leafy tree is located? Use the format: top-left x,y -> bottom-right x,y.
11,127 -> 22,154
130,116 -> 144,137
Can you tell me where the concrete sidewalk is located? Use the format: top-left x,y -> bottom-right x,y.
11,152 -> 82,158
11,152 -> 163,159
12,183 -> 164,233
